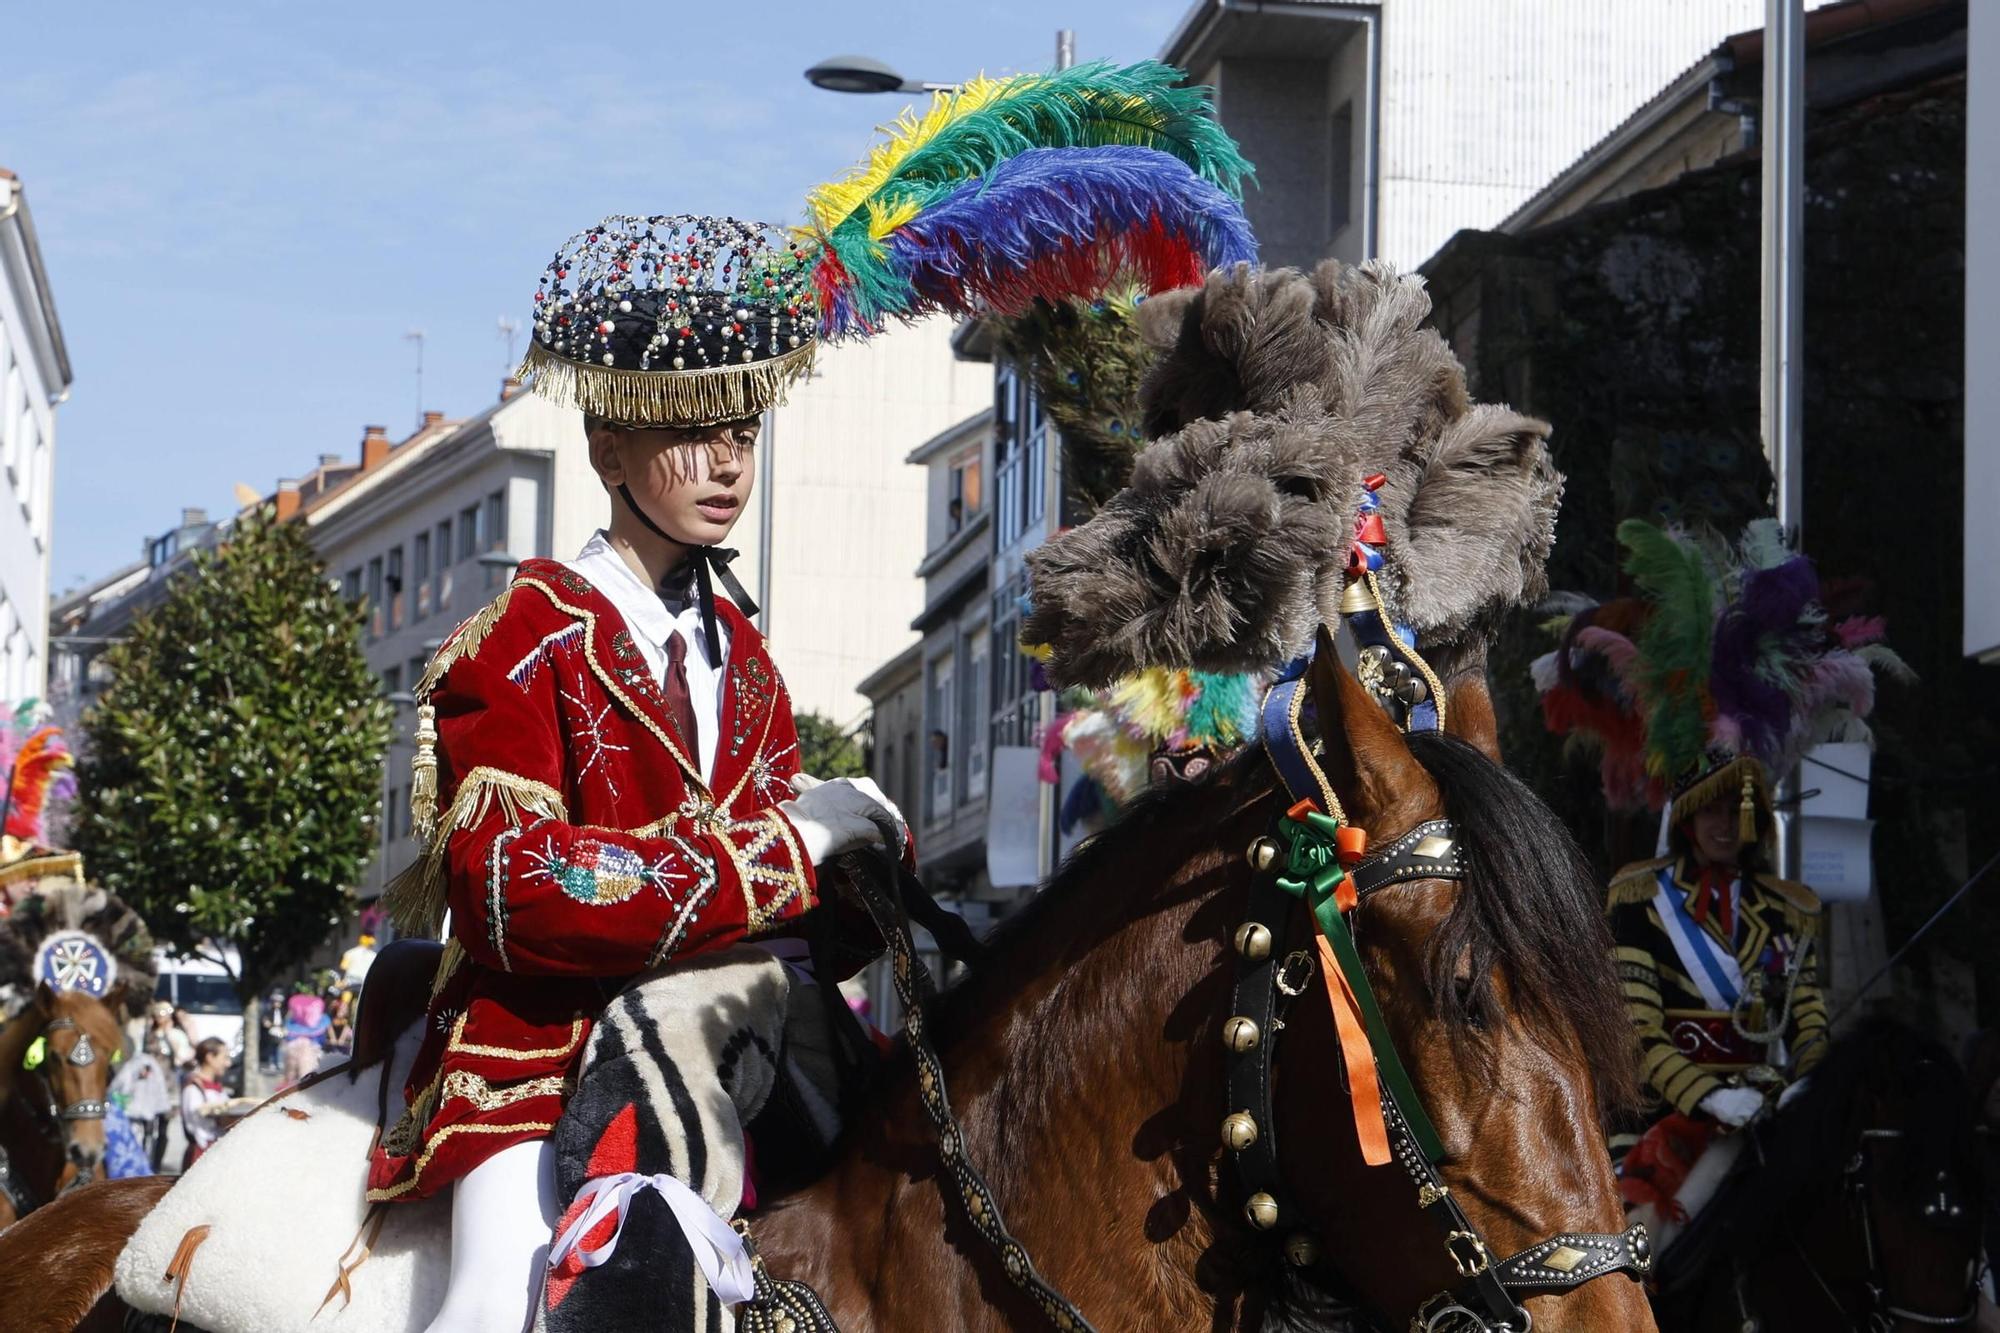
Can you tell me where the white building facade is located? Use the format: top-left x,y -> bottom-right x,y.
0,169 -> 72,703
304,389 -> 587,905
1161,0 -> 1837,271
724,317 -> 992,731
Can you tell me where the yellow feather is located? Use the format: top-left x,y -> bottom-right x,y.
806,73 -> 1026,235
866,196 -> 922,242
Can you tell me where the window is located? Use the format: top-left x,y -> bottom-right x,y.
412,532 -> 431,618
366,556 -> 384,638
343,567 -> 362,602
436,519 -> 452,570
407,655 -> 427,691
485,491 -> 506,551
458,505 -> 479,562
1022,385 -> 1047,536
993,363 -> 1022,547
989,574 -> 1039,748
926,654 -> 955,825
386,546 -> 405,629
148,530 -> 178,570
382,665 -> 402,697
949,446 -> 982,535
963,628 -> 989,802
1328,101 -> 1354,237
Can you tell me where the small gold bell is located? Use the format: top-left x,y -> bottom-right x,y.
1243,1192 -> 1280,1230
1283,1232 -> 1321,1267
1234,922 -> 1273,961
1245,837 -> 1281,872
1222,1016 -> 1261,1053
1221,1112 -> 1259,1151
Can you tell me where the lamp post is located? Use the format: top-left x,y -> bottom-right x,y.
806,33 -> 1079,888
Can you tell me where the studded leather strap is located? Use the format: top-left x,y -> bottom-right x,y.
1221,867 -> 1306,1233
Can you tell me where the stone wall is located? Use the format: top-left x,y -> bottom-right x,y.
1425,76 -> 1991,1019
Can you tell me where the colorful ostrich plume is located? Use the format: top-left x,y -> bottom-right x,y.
802,60 -> 1256,336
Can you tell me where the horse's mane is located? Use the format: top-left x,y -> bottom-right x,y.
1405,731 -> 1640,1111
1708,1016 -> 1973,1249
931,728 -> 1638,1112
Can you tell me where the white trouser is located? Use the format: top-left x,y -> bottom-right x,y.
424,1138 -> 557,1333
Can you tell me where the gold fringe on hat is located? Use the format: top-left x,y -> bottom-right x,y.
517,339 -> 816,429
1668,754 -> 1770,844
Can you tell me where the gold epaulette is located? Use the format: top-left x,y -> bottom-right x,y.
1754,872 -> 1823,919
1605,856 -> 1674,909
408,582 -> 525,843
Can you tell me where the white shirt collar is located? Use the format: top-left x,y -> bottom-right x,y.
570,530 -> 675,650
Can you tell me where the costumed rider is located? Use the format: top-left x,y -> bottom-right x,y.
368,215 -> 908,1333
1532,517 -> 1907,1235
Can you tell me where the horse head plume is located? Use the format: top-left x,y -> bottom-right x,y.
1024,260 -> 1560,692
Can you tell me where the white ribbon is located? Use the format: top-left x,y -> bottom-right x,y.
546,1170 -> 756,1306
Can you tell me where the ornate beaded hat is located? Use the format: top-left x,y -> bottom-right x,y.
519,215 -> 821,429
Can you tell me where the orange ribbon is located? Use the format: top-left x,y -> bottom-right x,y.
1315,933 -> 1391,1165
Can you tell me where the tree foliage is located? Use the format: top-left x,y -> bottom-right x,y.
73,512 -> 391,999
794,710 -> 866,780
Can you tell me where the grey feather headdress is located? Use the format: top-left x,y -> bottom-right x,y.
1023,259 -> 1561,691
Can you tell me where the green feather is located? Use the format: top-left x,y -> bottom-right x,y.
810,60 -> 1253,320
1618,519 -> 1716,780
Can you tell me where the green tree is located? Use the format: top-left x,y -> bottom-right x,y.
74,512 -> 391,1073
795,711 -> 867,780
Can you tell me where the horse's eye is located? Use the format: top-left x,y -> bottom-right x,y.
1453,977 -> 1486,1030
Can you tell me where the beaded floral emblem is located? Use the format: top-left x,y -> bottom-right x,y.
520,836 -> 692,907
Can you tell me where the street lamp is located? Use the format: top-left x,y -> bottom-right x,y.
803,55 -> 954,95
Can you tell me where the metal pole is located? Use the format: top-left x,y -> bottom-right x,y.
1036,28 -> 1076,883
1762,0 -> 1805,882
757,410 -> 775,635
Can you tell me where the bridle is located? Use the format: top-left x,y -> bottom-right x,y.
29,1014 -> 111,1194
1224,809 -> 1652,1333
1748,1124 -> 1978,1331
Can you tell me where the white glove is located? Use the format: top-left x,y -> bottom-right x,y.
1776,1077 -> 1809,1111
778,775 -> 902,864
1699,1085 -> 1766,1128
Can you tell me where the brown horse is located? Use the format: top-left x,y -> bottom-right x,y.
1653,1016 -> 1985,1332
0,980 -> 126,1227
1,653 -> 1655,1330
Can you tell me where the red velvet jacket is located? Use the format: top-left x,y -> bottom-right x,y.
367,559 -> 814,1202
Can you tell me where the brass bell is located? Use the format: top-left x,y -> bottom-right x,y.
1222,1016 -> 1261,1053
1245,837 -> 1281,872
1283,1232 -> 1321,1267
1243,1192 -> 1280,1230
1221,1112 -> 1259,1151
1234,922 -> 1273,961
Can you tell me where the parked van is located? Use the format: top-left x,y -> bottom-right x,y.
152,947 -> 245,1055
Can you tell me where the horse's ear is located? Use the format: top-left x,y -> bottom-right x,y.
1306,624 -> 1437,827
34,980 -> 56,1015
1442,669 -> 1504,764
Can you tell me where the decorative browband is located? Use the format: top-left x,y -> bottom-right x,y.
1346,819 -> 1466,897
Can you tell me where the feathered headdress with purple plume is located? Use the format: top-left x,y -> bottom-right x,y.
801,60 -> 1256,337
1531,519 -> 1911,825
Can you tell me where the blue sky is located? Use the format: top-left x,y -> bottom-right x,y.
10,1 -> 1181,593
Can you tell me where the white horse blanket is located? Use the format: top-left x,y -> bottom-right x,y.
114,947 -> 795,1333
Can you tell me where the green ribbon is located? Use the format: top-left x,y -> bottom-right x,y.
1273,810 -> 1446,1163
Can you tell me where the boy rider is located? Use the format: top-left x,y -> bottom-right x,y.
367,215 -> 903,1333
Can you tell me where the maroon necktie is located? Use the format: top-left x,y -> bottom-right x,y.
664,631 -> 700,763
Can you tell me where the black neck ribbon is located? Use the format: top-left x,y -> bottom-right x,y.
616,482 -> 760,663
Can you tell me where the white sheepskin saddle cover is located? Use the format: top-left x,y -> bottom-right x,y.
113,1020 -> 449,1332
112,948 -> 801,1333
